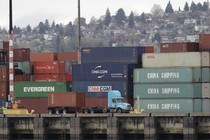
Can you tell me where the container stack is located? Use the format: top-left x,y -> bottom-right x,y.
13,52 -> 77,114
72,46 -> 154,107
1,41 -> 32,108
134,42 -> 210,113
199,34 -> 210,112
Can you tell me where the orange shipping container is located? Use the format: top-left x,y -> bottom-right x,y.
30,52 -> 57,61
48,92 -> 85,108
57,52 -> 78,61
33,61 -> 65,74
33,74 -> 66,82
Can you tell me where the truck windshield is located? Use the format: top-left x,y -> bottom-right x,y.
116,98 -> 125,103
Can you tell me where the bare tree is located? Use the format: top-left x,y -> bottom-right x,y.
151,4 -> 164,18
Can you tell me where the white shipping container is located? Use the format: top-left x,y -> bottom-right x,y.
142,52 -> 209,68
202,83 -> 210,98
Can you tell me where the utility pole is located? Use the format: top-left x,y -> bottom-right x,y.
8,0 -> 14,106
78,0 -> 81,64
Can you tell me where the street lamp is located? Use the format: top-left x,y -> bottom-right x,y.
8,0 -> 14,106
78,0 -> 81,64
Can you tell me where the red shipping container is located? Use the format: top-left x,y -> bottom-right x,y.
0,82 -> 8,99
199,34 -> 210,51
16,98 -> 48,114
3,41 -> 9,49
144,46 -> 154,53
65,74 -> 72,81
13,48 -> 30,62
14,74 -> 31,81
30,52 -> 57,61
57,52 -> 78,61
0,65 -> 8,82
33,74 -> 66,82
33,61 -> 65,74
48,92 -> 85,108
160,42 -> 199,53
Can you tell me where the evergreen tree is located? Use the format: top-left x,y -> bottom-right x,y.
115,8 -> 126,26
152,33 -> 162,43
190,1 -> 197,12
197,2 -> 203,10
104,8 -> 111,27
38,22 -> 46,34
165,1 -> 174,13
203,1 -> 209,11
44,19 -> 50,31
51,21 -> 56,29
26,25 -> 32,32
128,11 -> 135,28
140,12 -> 146,23
184,2 -> 190,11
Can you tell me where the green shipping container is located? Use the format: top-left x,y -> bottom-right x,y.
202,68 -> 210,83
134,68 -> 201,83
134,83 -> 202,99
134,99 -> 201,113
14,82 -> 72,98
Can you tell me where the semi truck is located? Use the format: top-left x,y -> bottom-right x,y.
48,90 -> 132,114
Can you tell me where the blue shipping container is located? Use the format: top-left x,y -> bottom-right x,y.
0,99 -> 6,107
72,63 -> 137,81
72,81 -> 133,98
81,47 -> 145,64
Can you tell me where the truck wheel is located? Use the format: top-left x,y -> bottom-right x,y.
63,109 -> 67,114
55,109 -> 60,114
103,109 -> 107,113
48,109 -> 52,114
116,108 -> 122,113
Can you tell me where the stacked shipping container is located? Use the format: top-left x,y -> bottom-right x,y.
134,42 -> 210,113
72,46 -> 154,107
14,52 -> 77,114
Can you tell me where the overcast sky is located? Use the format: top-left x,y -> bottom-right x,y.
0,0 -> 205,29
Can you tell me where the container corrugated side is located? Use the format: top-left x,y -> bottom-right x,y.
134,83 -> 202,99
57,52 -> 78,61
81,47 -> 145,64
0,99 -> 6,107
72,81 -> 133,98
134,99 -> 201,113
199,34 -> 210,51
16,98 -> 48,114
30,52 -> 57,61
134,68 -> 201,83
0,82 -> 8,99
160,42 -> 199,53
142,52 -> 209,68
202,99 -> 210,112
72,63 -> 137,81
14,82 -> 71,98
202,68 -> 210,83
48,92 -> 85,108
202,83 -> 210,98
33,61 -> 65,74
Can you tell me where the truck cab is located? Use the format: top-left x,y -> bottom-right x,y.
108,90 -> 132,113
